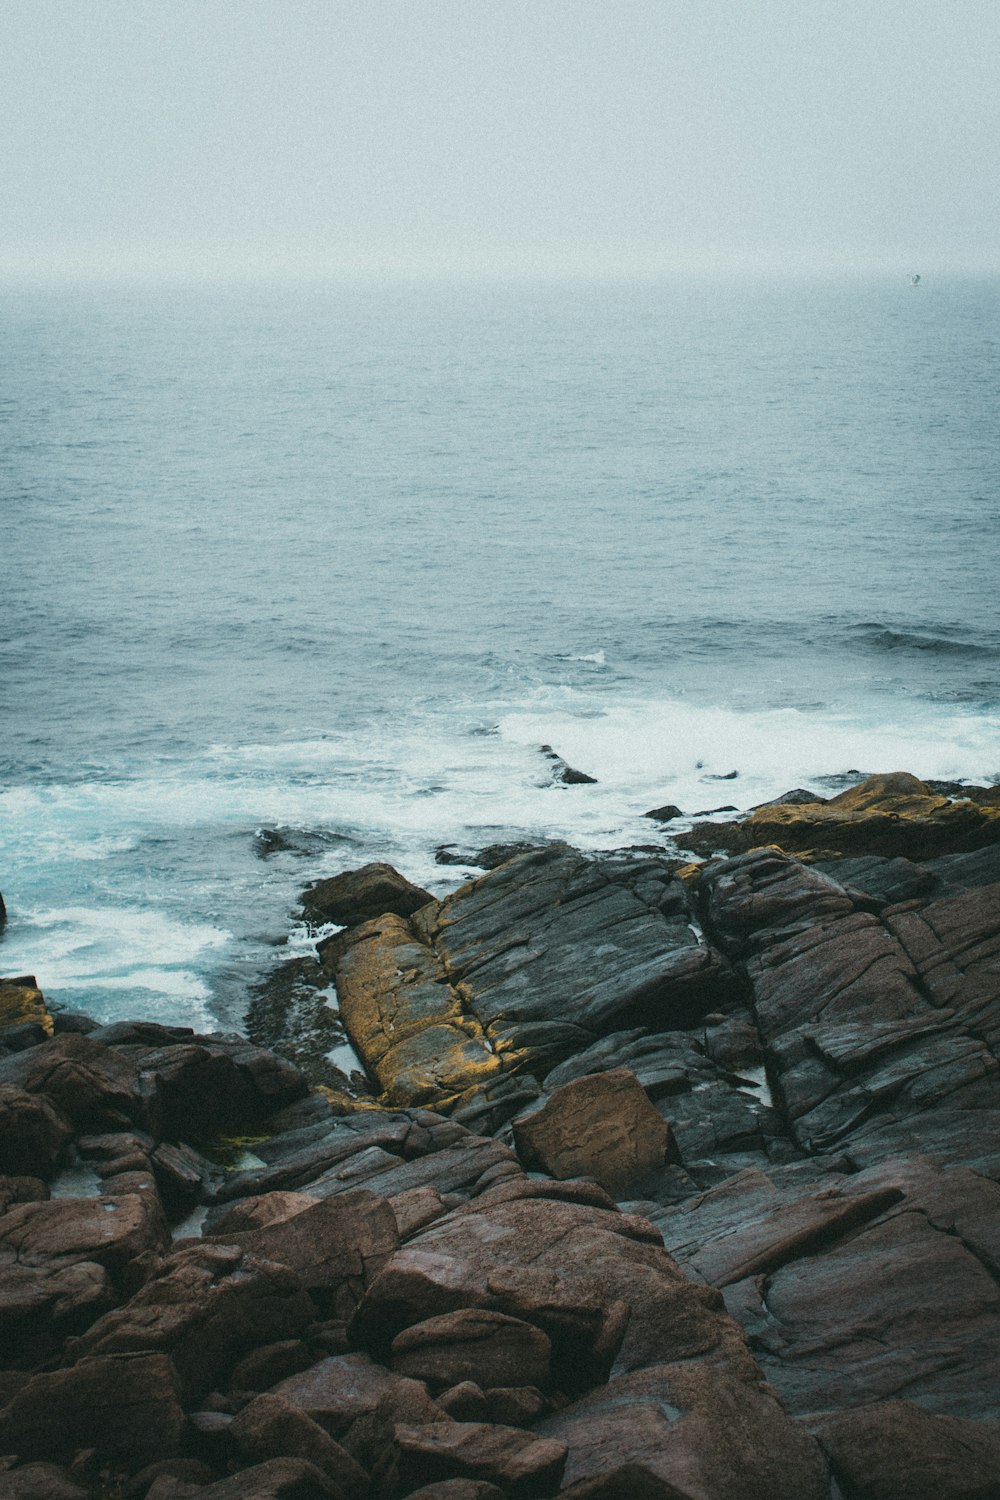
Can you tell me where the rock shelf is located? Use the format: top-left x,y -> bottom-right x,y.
1,772 -> 999,1498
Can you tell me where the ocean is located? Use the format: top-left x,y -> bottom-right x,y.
1,273 -> 998,1029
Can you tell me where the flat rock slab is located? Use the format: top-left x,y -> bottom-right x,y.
811,1398 -> 1000,1500
511,1068 -> 671,1193
538,1361 -> 827,1500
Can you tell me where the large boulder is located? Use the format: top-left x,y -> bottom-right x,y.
302,863 -> 433,926
391,1308 -> 552,1391
392,1420 -> 567,1498
229,1392 -> 371,1493
0,1352 -> 185,1465
511,1069 -> 671,1193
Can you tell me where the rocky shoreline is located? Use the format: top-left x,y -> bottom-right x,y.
1,772 -> 999,1499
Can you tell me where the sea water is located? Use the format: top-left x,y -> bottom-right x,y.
1,274 -> 998,1027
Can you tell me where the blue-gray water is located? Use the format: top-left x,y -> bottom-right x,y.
2,275 -> 998,1027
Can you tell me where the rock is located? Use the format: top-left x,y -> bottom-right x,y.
404,1485 -> 504,1500
0,1258 -> 117,1367
643,804 -> 683,822
0,1190 -> 169,1280
129,1036 -> 308,1141
229,1392 -> 371,1493
205,1189 -> 399,1317
302,863 -> 433,926
63,1241 -> 315,1404
192,1458 -> 345,1498
811,1398 -> 1000,1500
209,1191 -> 316,1236
407,1195 -> 756,1382
537,1362 -> 827,1500
352,1244 -> 630,1393
436,843 -> 554,870
511,1070 -> 672,1193
0,976 -> 52,1036
540,745 -> 598,785
0,1462 -> 92,1499
230,1338 -> 314,1392
269,1352 -> 407,1436
391,1308 -> 551,1391
686,771 -> 1000,859
123,1461 -> 218,1498
393,1420 -> 567,1498
0,1174 -> 48,1210
327,847 -> 737,1105
0,1032 -> 141,1130
0,1352 -> 185,1465
0,1083 -> 73,1177
150,1140 -> 213,1217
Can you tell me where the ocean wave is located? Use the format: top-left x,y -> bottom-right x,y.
848,624 -> 998,658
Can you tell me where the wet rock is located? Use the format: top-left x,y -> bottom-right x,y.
687,770 -> 1000,859
391,1308 -> 552,1391
538,1362 -> 827,1500
540,745 -> 598,785
811,1398 -> 1000,1500
229,1392 -> 371,1492
0,1352 -> 185,1465
436,842 -> 554,870
643,803 -> 683,822
64,1241 -> 315,1404
0,976 -> 52,1037
393,1419 -> 567,1498
511,1069 -> 672,1193
302,863 -> 433,926
0,1083 -> 73,1177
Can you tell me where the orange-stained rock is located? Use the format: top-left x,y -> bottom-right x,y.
511,1069 -> 671,1193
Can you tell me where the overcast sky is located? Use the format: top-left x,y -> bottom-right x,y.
2,0 -> 998,281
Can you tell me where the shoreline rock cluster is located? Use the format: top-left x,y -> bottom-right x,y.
1,772 -> 999,1499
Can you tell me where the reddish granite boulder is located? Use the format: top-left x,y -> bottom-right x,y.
511,1069 -> 672,1192
391,1308 -> 551,1391
812,1398 -> 1000,1500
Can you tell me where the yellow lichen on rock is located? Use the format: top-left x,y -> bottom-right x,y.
329,912 -> 504,1109
0,976 -> 53,1036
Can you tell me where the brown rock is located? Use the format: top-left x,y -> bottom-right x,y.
208,1191 -> 315,1237
270,1352 -> 404,1436
303,863 -> 433,926
230,1392 -> 371,1493
0,1033 -> 141,1130
229,1339 -> 314,1392
0,1084 -> 72,1177
205,1189 -> 399,1316
511,1069 -> 671,1193
812,1398 -> 1000,1500
391,1308 -> 551,1390
0,1351 -> 185,1465
404,1485 -> 504,1500
539,1362 -> 827,1500
0,1258 -> 116,1366
193,1458 -> 344,1498
0,1462 -> 91,1499
394,1420 -> 567,1498
0,1190 -> 169,1279
64,1241 -> 315,1403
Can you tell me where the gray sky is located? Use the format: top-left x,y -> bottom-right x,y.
2,0 -> 999,280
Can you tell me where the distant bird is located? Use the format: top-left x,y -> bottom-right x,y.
911,273 -> 921,285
